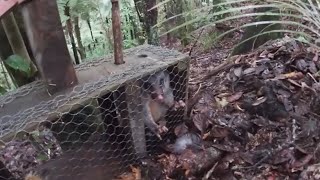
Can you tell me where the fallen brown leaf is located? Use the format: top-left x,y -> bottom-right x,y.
227,91 -> 243,102
115,165 -> 141,180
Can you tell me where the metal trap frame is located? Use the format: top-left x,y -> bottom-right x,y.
0,45 -> 190,179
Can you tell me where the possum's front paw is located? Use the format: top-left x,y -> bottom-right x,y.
173,100 -> 186,110
154,125 -> 168,140
158,125 -> 168,134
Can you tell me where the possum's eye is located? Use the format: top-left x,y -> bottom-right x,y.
151,93 -> 158,99
143,82 -> 152,90
159,78 -> 164,86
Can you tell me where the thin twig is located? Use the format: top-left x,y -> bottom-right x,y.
201,62 -> 240,82
189,28 -> 205,56
307,72 -> 318,83
202,162 -> 218,180
192,83 -> 202,98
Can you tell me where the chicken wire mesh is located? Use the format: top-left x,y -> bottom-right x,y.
0,45 -> 189,180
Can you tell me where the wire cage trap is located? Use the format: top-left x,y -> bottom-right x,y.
0,45 -> 190,180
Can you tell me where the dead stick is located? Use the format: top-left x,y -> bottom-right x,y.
189,28 -> 205,56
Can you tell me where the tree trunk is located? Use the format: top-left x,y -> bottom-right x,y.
165,0 -> 188,46
86,19 -> 94,41
74,16 -> 86,59
64,5 -> 80,64
133,0 -> 159,45
129,13 -> 144,45
97,8 -> 113,52
145,0 -> 159,45
164,4 -> 173,46
175,0 -> 189,46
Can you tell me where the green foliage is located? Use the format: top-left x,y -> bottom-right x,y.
123,39 -> 139,49
296,36 -> 309,44
56,0 -> 142,61
85,43 -> 109,60
155,0 -> 234,47
58,0 -> 97,19
5,55 -> 33,78
156,0 -> 320,53
60,0 -> 319,61
0,86 -> 7,95
0,60 -> 16,96
201,30 -> 220,51
232,7 -> 283,55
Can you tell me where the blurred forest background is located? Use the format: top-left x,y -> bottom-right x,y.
0,0 -> 318,94
0,0 -> 236,95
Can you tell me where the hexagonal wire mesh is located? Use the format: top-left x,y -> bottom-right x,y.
0,61 -> 189,180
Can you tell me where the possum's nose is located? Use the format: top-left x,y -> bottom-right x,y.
157,94 -> 164,100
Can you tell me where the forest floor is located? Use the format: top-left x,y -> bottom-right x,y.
136,22 -> 320,179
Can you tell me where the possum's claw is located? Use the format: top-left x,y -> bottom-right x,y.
173,100 -> 186,110
159,125 -> 168,133
155,125 -> 168,140
155,133 -> 162,140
